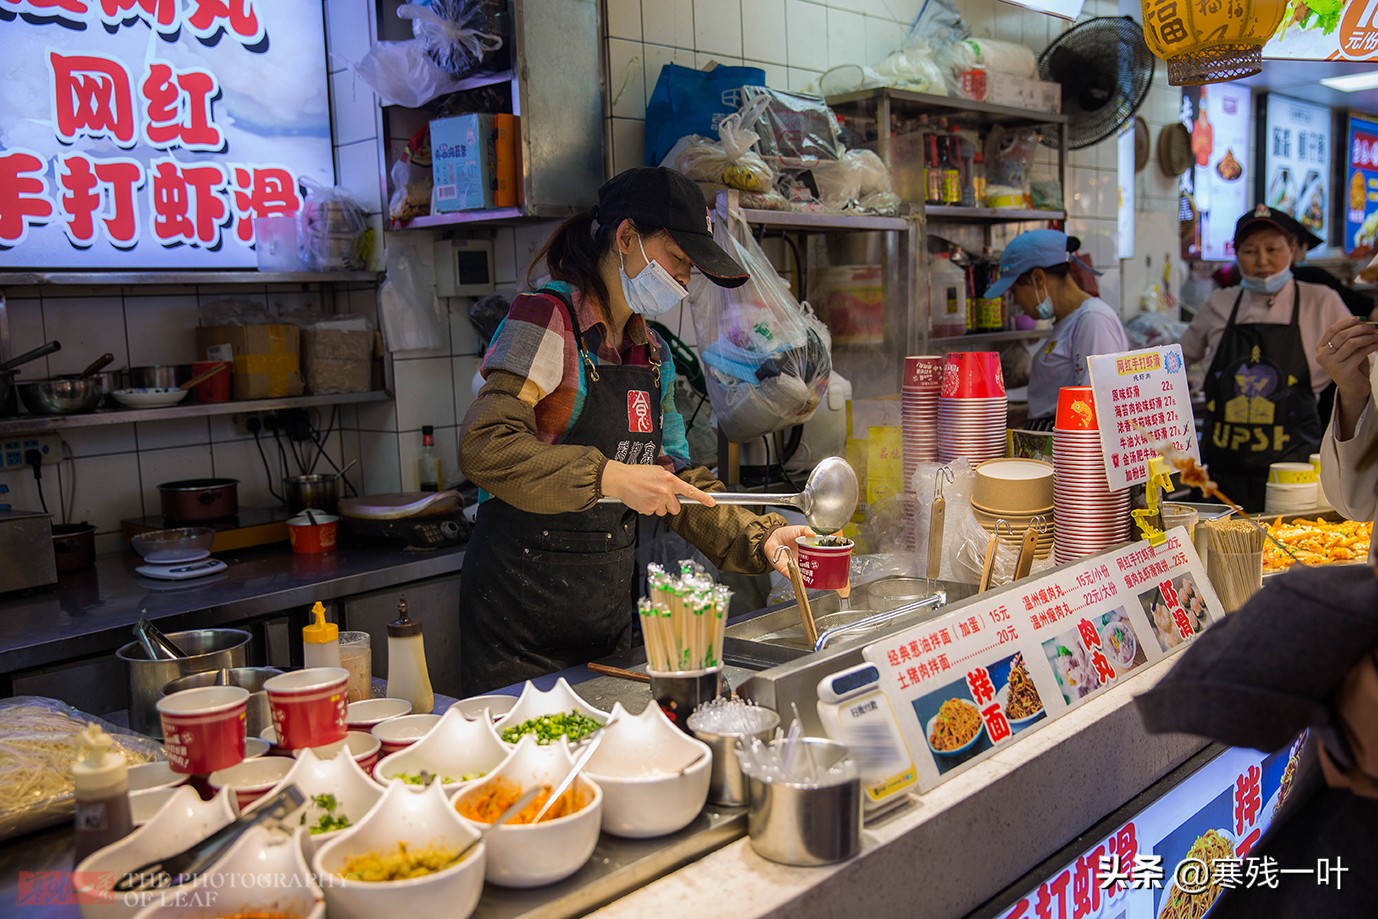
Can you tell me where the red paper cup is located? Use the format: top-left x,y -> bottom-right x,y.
941,351 -> 1006,399
287,514 -> 339,554
191,360 -> 231,404
904,355 -> 944,390
796,535 -> 854,591
1055,386 -> 1099,431
157,686 -> 249,776
265,667 -> 349,751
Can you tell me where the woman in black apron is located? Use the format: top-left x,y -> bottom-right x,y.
457,168 -> 812,694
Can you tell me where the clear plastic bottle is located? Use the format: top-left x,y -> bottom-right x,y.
73,724 -> 133,862
386,596 -> 433,714
417,425 -> 442,493
302,600 -> 341,669
929,251 -> 968,338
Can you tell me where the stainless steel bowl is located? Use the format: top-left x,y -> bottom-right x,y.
16,378 -> 103,415
129,364 -> 192,389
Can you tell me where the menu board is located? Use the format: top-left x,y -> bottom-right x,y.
1180,84 -> 1252,262
993,739 -> 1300,919
1086,345 -> 1199,492
1260,94 -> 1333,254
0,0 -> 334,269
1344,113 -> 1378,256
1266,1 -> 1378,62
863,529 -> 1221,792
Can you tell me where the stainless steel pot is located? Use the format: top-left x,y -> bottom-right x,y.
158,477 -> 239,522
16,378 -> 103,416
129,364 -> 192,388
52,522 -> 95,573
116,627 -> 252,737
283,474 -> 339,514
162,667 -> 282,737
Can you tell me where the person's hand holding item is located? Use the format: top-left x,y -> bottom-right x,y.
1316,316 -> 1378,439
601,461 -> 717,516
762,525 -> 817,577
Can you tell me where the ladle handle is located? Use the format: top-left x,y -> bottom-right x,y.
179,362 -> 227,390
0,340 -> 61,372
1014,525 -> 1039,581
777,547 -> 819,648
78,353 -> 115,379
927,497 -> 946,579
596,492 -> 800,508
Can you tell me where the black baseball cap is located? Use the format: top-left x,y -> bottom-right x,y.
593,167 -> 749,288
1234,203 -> 1323,250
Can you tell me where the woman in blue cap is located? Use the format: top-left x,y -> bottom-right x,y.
984,229 -> 1129,428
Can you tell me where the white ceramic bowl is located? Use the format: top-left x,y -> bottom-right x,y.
452,734 -> 602,888
585,702 -> 711,838
313,780 -> 486,919
75,786 -> 237,919
244,736 -> 270,758
132,825 -> 324,919
111,387 -> 190,408
208,756 -> 295,811
248,746 -> 384,861
448,693 -> 518,721
347,697 -> 412,730
125,761 -> 186,793
493,677 -> 609,746
372,713 -> 441,756
293,730 -> 382,774
374,708 -> 510,796
128,787 -> 181,827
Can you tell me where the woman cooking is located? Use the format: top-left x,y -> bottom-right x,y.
457,167 -> 812,694
1182,205 -> 1350,511
982,229 -> 1129,427
1316,315 -> 1378,556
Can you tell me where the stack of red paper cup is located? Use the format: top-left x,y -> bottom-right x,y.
1052,386 -> 1130,563
901,355 -> 944,550
938,351 -> 1008,465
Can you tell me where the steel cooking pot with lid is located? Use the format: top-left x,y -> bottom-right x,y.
158,478 -> 239,522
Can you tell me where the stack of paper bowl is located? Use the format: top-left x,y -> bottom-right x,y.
938,351 -> 1008,465
1265,461 -> 1319,513
902,355 -> 944,550
972,458 -> 1055,559
1052,386 -> 1129,563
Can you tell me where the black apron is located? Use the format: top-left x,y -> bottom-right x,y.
1200,281 -> 1323,512
458,290 -> 662,695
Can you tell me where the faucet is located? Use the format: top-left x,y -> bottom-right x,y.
812,589 -> 949,653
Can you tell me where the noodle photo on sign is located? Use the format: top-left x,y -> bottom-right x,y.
910,679 -> 992,776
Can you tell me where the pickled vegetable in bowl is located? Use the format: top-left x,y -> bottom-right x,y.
339,841 -> 467,881
455,776 -> 587,824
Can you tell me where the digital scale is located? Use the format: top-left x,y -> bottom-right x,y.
816,661 -> 919,812
134,550 -> 229,581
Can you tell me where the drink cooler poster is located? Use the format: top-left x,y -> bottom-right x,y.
863,528 -> 1221,792
1179,83 -> 1252,262
1259,94 -> 1334,255
1344,113 -> 1378,256
0,0 -> 335,269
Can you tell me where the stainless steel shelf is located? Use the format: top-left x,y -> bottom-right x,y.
390,206 -> 531,230
928,328 -> 1054,347
740,208 -> 912,232
0,391 -> 390,434
0,271 -> 379,287
381,70 -> 513,103
827,88 -> 1068,127
925,206 -> 1066,223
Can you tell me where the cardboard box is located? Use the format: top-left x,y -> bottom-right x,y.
196,325 -> 303,400
303,327 -> 374,395
958,69 -> 1061,115
431,113 -> 497,213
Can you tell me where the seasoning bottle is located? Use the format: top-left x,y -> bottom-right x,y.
941,127 -> 962,205
302,600 -> 341,669
924,133 -> 943,206
386,596 -> 433,714
417,425 -> 442,493
73,724 -> 133,862
972,151 -> 988,207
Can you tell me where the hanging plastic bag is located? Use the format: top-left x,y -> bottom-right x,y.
402,0 -> 508,77
659,96 -> 774,192
644,63 -> 767,167
378,243 -> 445,354
352,40 -> 470,108
688,200 -> 832,442
300,179 -> 367,270
738,86 -> 843,162
388,127 -> 433,222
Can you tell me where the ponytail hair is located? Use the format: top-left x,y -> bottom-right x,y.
527,210 -> 660,324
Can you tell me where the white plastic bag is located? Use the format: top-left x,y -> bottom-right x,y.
688,201 -> 832,442
299,179 -> 367,271
378,243 -> 445,354
352,40 -> 472,108
660,98 -> 775,193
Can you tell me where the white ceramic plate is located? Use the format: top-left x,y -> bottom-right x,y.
112,387 -> 189,408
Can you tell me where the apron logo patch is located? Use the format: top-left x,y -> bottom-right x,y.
627,390 -> 653,434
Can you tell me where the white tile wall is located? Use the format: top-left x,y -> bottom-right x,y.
826,8 -> 868,68
608,39 -> 649,120
643,0 -> 696,47
694,0 -> 744,58
743,0 -> 788,65
606,0 -> 643,40
785,1 -> 829,68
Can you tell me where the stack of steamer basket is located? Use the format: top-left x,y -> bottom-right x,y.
971,458 -> 1055,559
1052,386 -> 1130,564
902,355 -> 943,549
937,351 -> 1008,465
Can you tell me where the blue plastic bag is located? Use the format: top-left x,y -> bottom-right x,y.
644,63 -> 766,167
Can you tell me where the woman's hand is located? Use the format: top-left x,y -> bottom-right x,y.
1316,316 -> 1378,438
763,525 -> 816,576
600,461 -> 717,516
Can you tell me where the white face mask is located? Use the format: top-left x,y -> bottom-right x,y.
1240,266 -> 1292,295
619,236 -> 687,318
1034,280 -> 1055,320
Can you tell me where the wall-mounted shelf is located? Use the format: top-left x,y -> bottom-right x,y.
924,207 -> 1066,223
0,271 -> 380,287
827,88 -> 1068,129
0,391 -> 390,435
740,208 -> 912,233
391,207 -> 532,231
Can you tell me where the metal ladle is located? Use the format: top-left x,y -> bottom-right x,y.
597,456 -> 859,534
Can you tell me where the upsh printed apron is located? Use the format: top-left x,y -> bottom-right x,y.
1200,281 -> 1323,511
458,289 -> 662,694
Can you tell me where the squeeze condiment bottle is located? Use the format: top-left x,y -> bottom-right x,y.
386,596 -> 433,714
302,601 -> 342,669
72,723 -> 133,862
